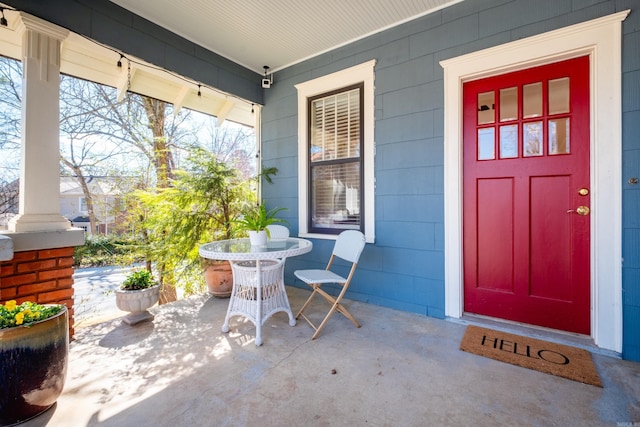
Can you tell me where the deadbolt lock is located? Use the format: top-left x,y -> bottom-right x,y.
578,188 -> 589,196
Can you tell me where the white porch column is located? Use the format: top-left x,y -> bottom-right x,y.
8,14 -> 69,232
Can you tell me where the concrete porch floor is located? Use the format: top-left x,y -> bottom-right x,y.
24,287 -> 640,427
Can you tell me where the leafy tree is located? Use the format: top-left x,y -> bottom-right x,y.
135,148 -> 256,295
59,75 -> 196,236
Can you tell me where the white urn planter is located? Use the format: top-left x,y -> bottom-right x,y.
115,285 -> 161,325
248,230 -> 268,246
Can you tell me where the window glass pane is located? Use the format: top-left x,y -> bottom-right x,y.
477,91 -> 495,125
549,77 -> 570,115
523,82 -> 542,118
499,87 -> 518,122
523,121 -> 543,157
311,162 -> 360,230
549,118 -> 570,155
478,128 -> 495,160
499,125 -> 518,158
310,88 -> 360,162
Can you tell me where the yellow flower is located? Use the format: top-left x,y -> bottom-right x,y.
15,312 -> 24,325
5,300 -> 16,310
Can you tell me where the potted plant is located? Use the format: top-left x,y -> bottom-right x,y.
115,268 -> 161,325
235,203 -> 287,245
0,300 -> 68,425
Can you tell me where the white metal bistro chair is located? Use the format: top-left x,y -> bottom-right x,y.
294,230 -> 366,340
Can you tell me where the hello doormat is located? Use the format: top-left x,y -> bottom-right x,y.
460,325 -> 602,387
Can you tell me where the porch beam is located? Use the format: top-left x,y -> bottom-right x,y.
172,86 -> 189,116
215,98 -> 235,125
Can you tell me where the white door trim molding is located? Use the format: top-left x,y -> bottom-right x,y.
440,10 -> 629,353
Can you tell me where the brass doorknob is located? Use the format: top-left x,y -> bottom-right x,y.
567,206 -> 590,215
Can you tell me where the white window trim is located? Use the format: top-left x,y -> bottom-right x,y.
440,10 -> 629,353
295,60 -> 376,242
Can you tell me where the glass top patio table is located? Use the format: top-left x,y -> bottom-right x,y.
199,237 -> 313,261
199,237 -> 313,346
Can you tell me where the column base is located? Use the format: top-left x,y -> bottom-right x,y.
8,214 -> 72,232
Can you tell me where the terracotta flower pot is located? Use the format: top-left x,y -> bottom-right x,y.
204,261 -> 233,298
0,306 -> 69,426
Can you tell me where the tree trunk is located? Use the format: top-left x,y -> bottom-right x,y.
142,97 -> 175,188
142,97 -> 178,303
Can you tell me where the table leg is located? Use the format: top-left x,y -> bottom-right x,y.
255,259 -> 263,346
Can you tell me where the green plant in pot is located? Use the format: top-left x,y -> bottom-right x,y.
115,268 -> 160,325
235,202 -> 287,246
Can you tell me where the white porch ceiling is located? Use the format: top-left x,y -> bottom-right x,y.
110,0 -> 461,73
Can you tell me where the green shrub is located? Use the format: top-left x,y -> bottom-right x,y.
74,234 -> 146,268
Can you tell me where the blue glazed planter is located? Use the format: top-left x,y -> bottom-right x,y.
0,306 -> 68,426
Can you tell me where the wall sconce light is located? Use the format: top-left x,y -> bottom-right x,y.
197,84 -> 202,97
262,65 -> 273,89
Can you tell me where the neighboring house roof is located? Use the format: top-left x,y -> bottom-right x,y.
60,176 -> 123,197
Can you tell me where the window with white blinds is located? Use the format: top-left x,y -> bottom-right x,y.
308,84 -> 363,233
295,59 -> 375,242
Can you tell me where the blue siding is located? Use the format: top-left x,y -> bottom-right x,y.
620,0 -> 640,362
262,0 -> 640,361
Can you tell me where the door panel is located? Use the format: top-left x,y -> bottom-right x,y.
463,56 -> 590,334
477,178 -> 514,292
530,175 -> 571,301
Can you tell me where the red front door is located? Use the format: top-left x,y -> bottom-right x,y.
463,56 -> 590,334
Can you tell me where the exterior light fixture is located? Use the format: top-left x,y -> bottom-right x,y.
262,66 -> 273,88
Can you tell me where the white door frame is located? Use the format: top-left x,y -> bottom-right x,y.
440,10 -> 629,353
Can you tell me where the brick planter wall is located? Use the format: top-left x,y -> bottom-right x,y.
0,247 -> 76,338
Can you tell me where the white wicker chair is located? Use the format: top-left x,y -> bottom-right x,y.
266,224 -> 290,239
294,230 -> 366,340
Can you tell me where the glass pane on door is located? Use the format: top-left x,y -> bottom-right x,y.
500,87 -> 518,122
523,82 -> 542,118
478,128 -> 495,160
549,78 -> 570,115
478,92 -> 495,125
523,122 -> 543,157
499,125 -> 518,158
549,118 -> 570,154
